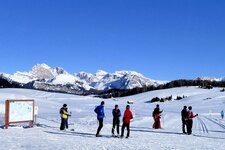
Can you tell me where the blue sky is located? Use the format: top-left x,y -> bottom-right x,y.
0,0 -> 225,80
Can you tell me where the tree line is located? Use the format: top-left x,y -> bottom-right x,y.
98,79 -> 225,99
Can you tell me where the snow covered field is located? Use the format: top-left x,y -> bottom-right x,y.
0,87 -> 225,150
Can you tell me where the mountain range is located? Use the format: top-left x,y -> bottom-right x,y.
0,64 -> 167,95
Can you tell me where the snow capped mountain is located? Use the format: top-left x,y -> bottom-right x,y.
1,64 -> 69,84
115,70 -> 145,77
2,72 -> 34,84
31,64 -> 54,80
90,70 -> 163,90
74,69 -> 166,91
75,72 -> 95,83
93,70 -> 110,82
96,70 -> 109,77
0,64 -> 165,95
31,64 -> 68,80
196,77 -> 223,82
51,74 -> 79,85
1,64 -> 225,96
52,67 -> 67,76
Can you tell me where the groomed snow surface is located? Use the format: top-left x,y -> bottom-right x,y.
0,87 -> 225,150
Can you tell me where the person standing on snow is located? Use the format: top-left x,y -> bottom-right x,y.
65,107 -> 72,129
94,101 -> 105,137
112,105 -> 121,137
121,105 -> 133,138
186,106 -> 198,135
181,106 -> 188,134
221,110 -> 224,119
59,104 -> 70,130
152,104 -> 163,129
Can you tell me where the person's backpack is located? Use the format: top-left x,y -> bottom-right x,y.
152,110 -> 155,118
187,111 -> 192,118
94,106 -> 98,114
59,108 -> 64,114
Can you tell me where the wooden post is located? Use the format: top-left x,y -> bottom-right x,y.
5,100 -> 10,129
30,101 -> 35,127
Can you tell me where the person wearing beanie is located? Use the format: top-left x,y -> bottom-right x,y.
152,104 -> 163,129
121,105 -> 133,138
181,106 -> 188,134
186,106 -> 198,135
112,105 -> 121,137
59,104 -> 70,130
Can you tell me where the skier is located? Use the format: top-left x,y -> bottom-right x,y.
221,110 -> 224,119
112,105 -> 121,137
186,106 -> 198,135
181,106 -> 188,134
59,104 -> 70,130
152,104 -> 163,129
94,101 -> 105,137
121,105 -> 133,138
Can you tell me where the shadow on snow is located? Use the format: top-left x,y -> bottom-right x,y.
131,126 -> 225,140
44,130 -> 112,139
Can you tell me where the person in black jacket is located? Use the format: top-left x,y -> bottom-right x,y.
152,104 -> 163,129
181,106 -> 187,134
111,105 -> 121,137
59,104 -> 69,130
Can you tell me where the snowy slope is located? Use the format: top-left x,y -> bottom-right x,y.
0,87 -> 225,150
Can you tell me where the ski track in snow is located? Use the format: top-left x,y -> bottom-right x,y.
0,87 -> 225,150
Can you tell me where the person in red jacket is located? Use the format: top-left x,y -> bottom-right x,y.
186,106 -> 198,135
121,105 -> 133,138
152,104 -> 163,129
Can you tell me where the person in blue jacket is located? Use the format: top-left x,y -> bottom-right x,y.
94,101 -> 105,137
